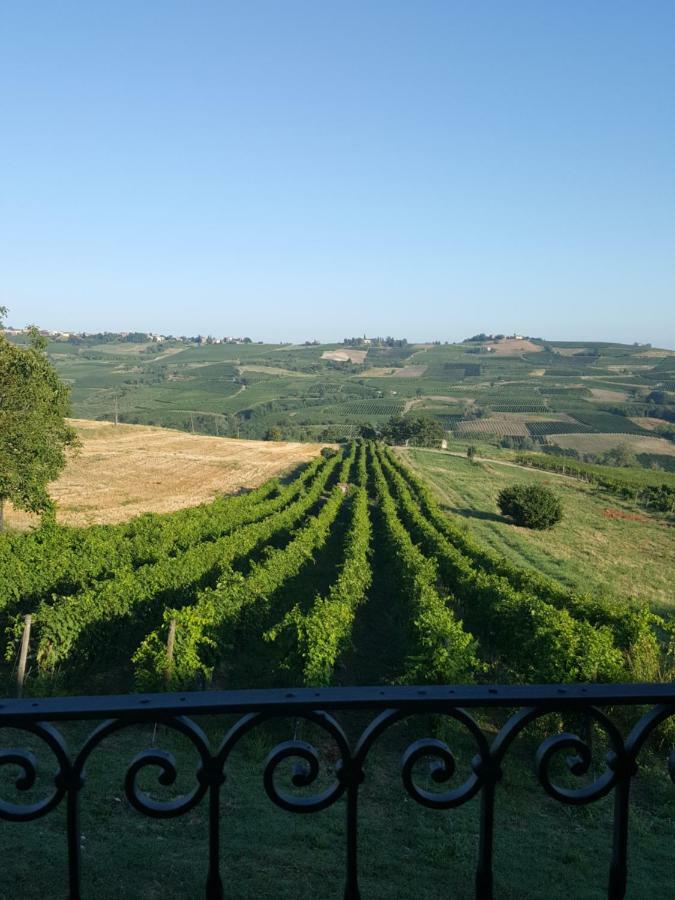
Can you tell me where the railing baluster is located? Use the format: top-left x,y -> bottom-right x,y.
473,749 -> 501,900
608,776 -> 631,900
205,778 -> 224,899
66,780 -> 82,900
475,780 -> 495,899
344,778 -> 361,900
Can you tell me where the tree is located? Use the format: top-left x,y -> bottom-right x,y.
466,445 -> 477,462
381,414 -> 444,448
408,416 -> 444,447
497,484 -> 563,530
356,422 -> 379,440
263,426 -> 283,441
0,311 -> 79,530
654,422 -> 675,443
599,444 -> 637,468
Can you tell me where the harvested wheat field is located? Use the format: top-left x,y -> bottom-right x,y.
630,416 -> 672,431
548,432 -> 675,457
588,387 -> 630,402
5,420 -> 325,529
488,338 -> 542,355
321,349 -> 368,363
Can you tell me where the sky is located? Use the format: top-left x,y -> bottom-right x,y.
1,1 -> 674,346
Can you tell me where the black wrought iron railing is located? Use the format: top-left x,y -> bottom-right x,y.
0,683 -> 673,899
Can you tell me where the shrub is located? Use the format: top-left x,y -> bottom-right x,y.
497,484 -> 563,529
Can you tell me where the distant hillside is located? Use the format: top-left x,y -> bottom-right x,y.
6,334 -> 675,453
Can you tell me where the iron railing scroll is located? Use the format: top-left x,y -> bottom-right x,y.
0,683 -> 673,899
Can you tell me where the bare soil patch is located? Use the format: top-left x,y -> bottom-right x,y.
321,349 -> 368,364
603,508 -> 651,524
630,417 -> 671,432
96,343 -> 154,354
5,420 -> 323,529
588,388 -> 630,402
554,347 -> 589,356
487,339 -> 541,355
149,346 -> 188,361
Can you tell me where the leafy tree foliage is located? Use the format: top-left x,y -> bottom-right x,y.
381,415 -> 445,447
598,444 -> 637,468
0,311 -> 79,529
497,484 -> 563,530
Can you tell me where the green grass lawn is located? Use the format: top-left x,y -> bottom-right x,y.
1,716 -> 673,898
400,449 -> 675,615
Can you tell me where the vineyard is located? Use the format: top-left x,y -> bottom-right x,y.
1,443 -> 671,696
340,400 -> 406,416
525,421 -> 591,437
487,403 -> 550,413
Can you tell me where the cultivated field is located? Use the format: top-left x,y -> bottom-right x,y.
630,416 -> 671,431
588,387 -> 630,402
321,349 -> 368,363
6,334 -> 673,451
548,432 -> 675,457
485,338 -> 541,355
359,365 -> 428,377
3,441 -> 669,700
3,420 -> 324,528
237,365 -> 311,377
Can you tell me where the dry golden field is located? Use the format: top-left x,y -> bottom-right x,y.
320,349 -> 368,363
5,420 -> 324,529
630,416 -> 672,431
548,431 -> 675,457
487,338 -> 541,355
588,387 -> 631,402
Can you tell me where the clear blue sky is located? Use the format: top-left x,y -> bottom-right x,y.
1,1 -> 673,345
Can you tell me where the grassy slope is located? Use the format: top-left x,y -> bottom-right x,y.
399,448 -> 674,615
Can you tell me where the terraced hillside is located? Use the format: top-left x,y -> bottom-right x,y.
2,442 -> 670,697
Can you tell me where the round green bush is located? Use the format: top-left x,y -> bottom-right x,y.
497,483 -> 563,529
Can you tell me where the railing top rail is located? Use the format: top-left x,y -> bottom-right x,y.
1,682 -> 673,721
